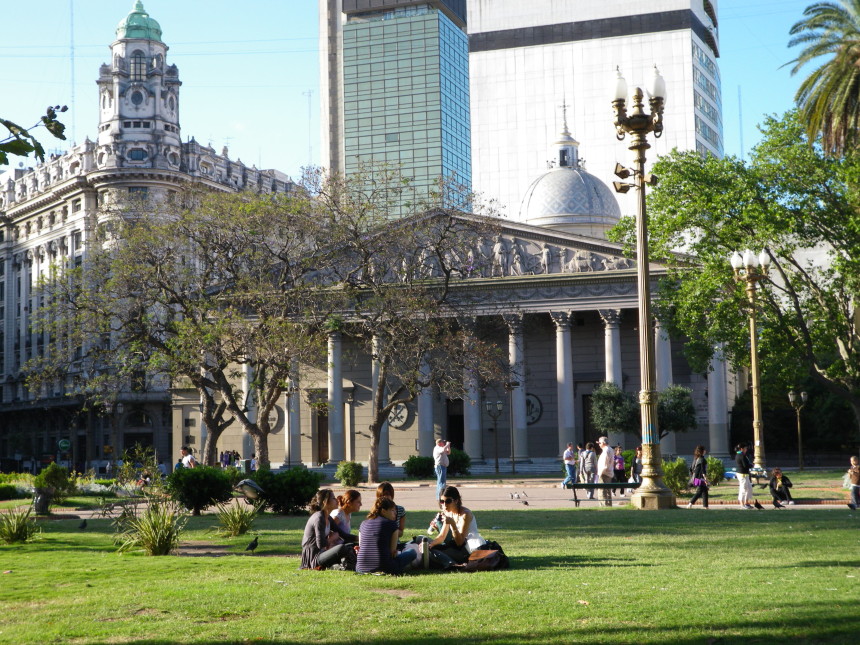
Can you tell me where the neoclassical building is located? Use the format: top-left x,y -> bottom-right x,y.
171,124 -> 740,472
0,1 -> 292,472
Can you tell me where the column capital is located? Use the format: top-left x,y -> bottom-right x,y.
598,309 -> 622,327
327,329 -> 342,341
502,312 -> 524,334
549,311 -> 572,329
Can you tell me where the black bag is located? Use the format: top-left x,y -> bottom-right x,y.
428,547 -> 456,570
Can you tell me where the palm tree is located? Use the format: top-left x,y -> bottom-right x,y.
788,1 -> 860,155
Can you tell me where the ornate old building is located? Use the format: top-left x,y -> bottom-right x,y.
0,1 -> 292,472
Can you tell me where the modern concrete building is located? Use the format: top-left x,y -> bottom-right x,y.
467,0 -> 723,218
320,0 -> 471,208
0,1 -> 292,473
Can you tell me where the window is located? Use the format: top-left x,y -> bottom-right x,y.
130,52 -> 146,81
128,149 -> 147,161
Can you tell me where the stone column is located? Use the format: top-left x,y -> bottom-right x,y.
599,309 -> 624,445
503,313 -> 528,460
599,309 -> 623,385
707,344 -> 730,459
371,336 -> 390,465
460,318 -> 483,459
417,357 -> 434,456
327,330 -> 345,463
655,320 -> 676,456
550,311 -> 575,454
285,370 -> 302,467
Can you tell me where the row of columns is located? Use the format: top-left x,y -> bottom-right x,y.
280,314 -> 731,466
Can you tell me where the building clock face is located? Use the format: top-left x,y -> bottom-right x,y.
525,393 -> 542,425
387,402 -> 409,428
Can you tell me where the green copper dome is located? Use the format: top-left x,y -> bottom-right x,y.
116,1 -> 162,42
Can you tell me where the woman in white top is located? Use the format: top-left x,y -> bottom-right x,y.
429,485 -> 483,563
330,489 -> 362,534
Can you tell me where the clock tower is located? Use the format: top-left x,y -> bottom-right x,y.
96,1 -> 182,170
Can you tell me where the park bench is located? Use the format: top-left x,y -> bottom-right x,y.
565,481 -> 641,507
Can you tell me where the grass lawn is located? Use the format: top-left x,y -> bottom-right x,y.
683,469 -> 850,504
1,506 -> 859,644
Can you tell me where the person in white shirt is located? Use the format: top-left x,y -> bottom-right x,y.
561,442 -> 577,489
432,439 -> 451,500
596,437 -> 613,507
180,446 -> 197,469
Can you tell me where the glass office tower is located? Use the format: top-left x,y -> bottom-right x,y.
321,1 -> 470,211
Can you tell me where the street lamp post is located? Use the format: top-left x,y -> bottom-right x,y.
611,66 -> 675,509
730,249 -> 771,469
485,399 -> 503,473
788,390 -> 808,471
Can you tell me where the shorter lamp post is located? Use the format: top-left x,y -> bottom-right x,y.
485,399 -> 503,473
788,390 -> 808,470
730,249 -> 771,469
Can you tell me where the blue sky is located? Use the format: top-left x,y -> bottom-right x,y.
1,0 -> 817,179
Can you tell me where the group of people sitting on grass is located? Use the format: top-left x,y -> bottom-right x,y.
300,482 -> 493,574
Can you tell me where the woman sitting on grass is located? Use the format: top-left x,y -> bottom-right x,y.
300,489 -> 356,570
330,489 -> 362,534
356,497 -> 418,575
376,481 -> 406,538
428,485 -> 483,564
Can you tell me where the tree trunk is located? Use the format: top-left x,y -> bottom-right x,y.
201,426 -> 226,466
252,432 -> 270,470
367,421 -> 381,483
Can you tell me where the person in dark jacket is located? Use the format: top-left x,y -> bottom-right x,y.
768,468 -> 794,507
686,445 -> 710,509
300,489 -> 356,570
735,444 -> 753,509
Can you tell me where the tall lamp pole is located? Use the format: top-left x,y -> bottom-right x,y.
788,390 -> 808,471
485,399 -> 503,473
730,249 -> 771,469
611,66 -> 675,509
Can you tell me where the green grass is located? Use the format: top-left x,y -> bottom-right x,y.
683,468 -> 849,503
1,507 -> 859,644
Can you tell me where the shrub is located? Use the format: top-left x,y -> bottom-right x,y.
334,461 -> 363,487
706,456 -> 726,487
166,466 -> 232,516
251,466 -> 323,515
448,448 -> 471,476
622,449 -> 636,479
403,455 -> 434,478
117,498 -> 186,555
661,457 -> 690,496
0,507 -> 40,544
0,484 -> 19,500
216,501 -> 260,537
33,463 -> 76,504
222,466 -> 244,487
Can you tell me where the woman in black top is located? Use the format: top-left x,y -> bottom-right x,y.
768,467 -> 794,506
300,489 -> 356,570
356,497 -> 418,574
686,445 -> 709,509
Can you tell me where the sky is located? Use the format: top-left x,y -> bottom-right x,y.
0,0 -> 819,180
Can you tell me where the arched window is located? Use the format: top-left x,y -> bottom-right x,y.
130,51 -> 147,81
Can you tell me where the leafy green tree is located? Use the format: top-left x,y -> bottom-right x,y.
657,385 -> 697,439
0,105 -> 67,165
788,0 -> 860,155
27,188 -> 329,468
608,111 -> 860,435
308,166 -> 507,482
590,382 -> 638,438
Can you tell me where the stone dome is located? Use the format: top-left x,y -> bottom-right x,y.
116,1 -> 163,42
520,123 -> 620,238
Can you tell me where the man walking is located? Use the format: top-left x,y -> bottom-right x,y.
433,439 -> 451,499
561,442 -> 577,489
596,437 -> 613,507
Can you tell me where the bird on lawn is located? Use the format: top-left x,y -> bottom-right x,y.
245,536 -> 259,553
773,501 -> 784,509
513,492 -> 521,500
520,500 -> 529,506
521,491 -> 528,498
753,500 -> 765,510
509,493 -> 514,499
78,519 -> 87,530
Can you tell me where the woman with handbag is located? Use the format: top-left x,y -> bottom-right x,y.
686,445 -> 710,509
429,486 -> 483,564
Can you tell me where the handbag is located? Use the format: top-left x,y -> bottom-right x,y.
462,549 -> 501,572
